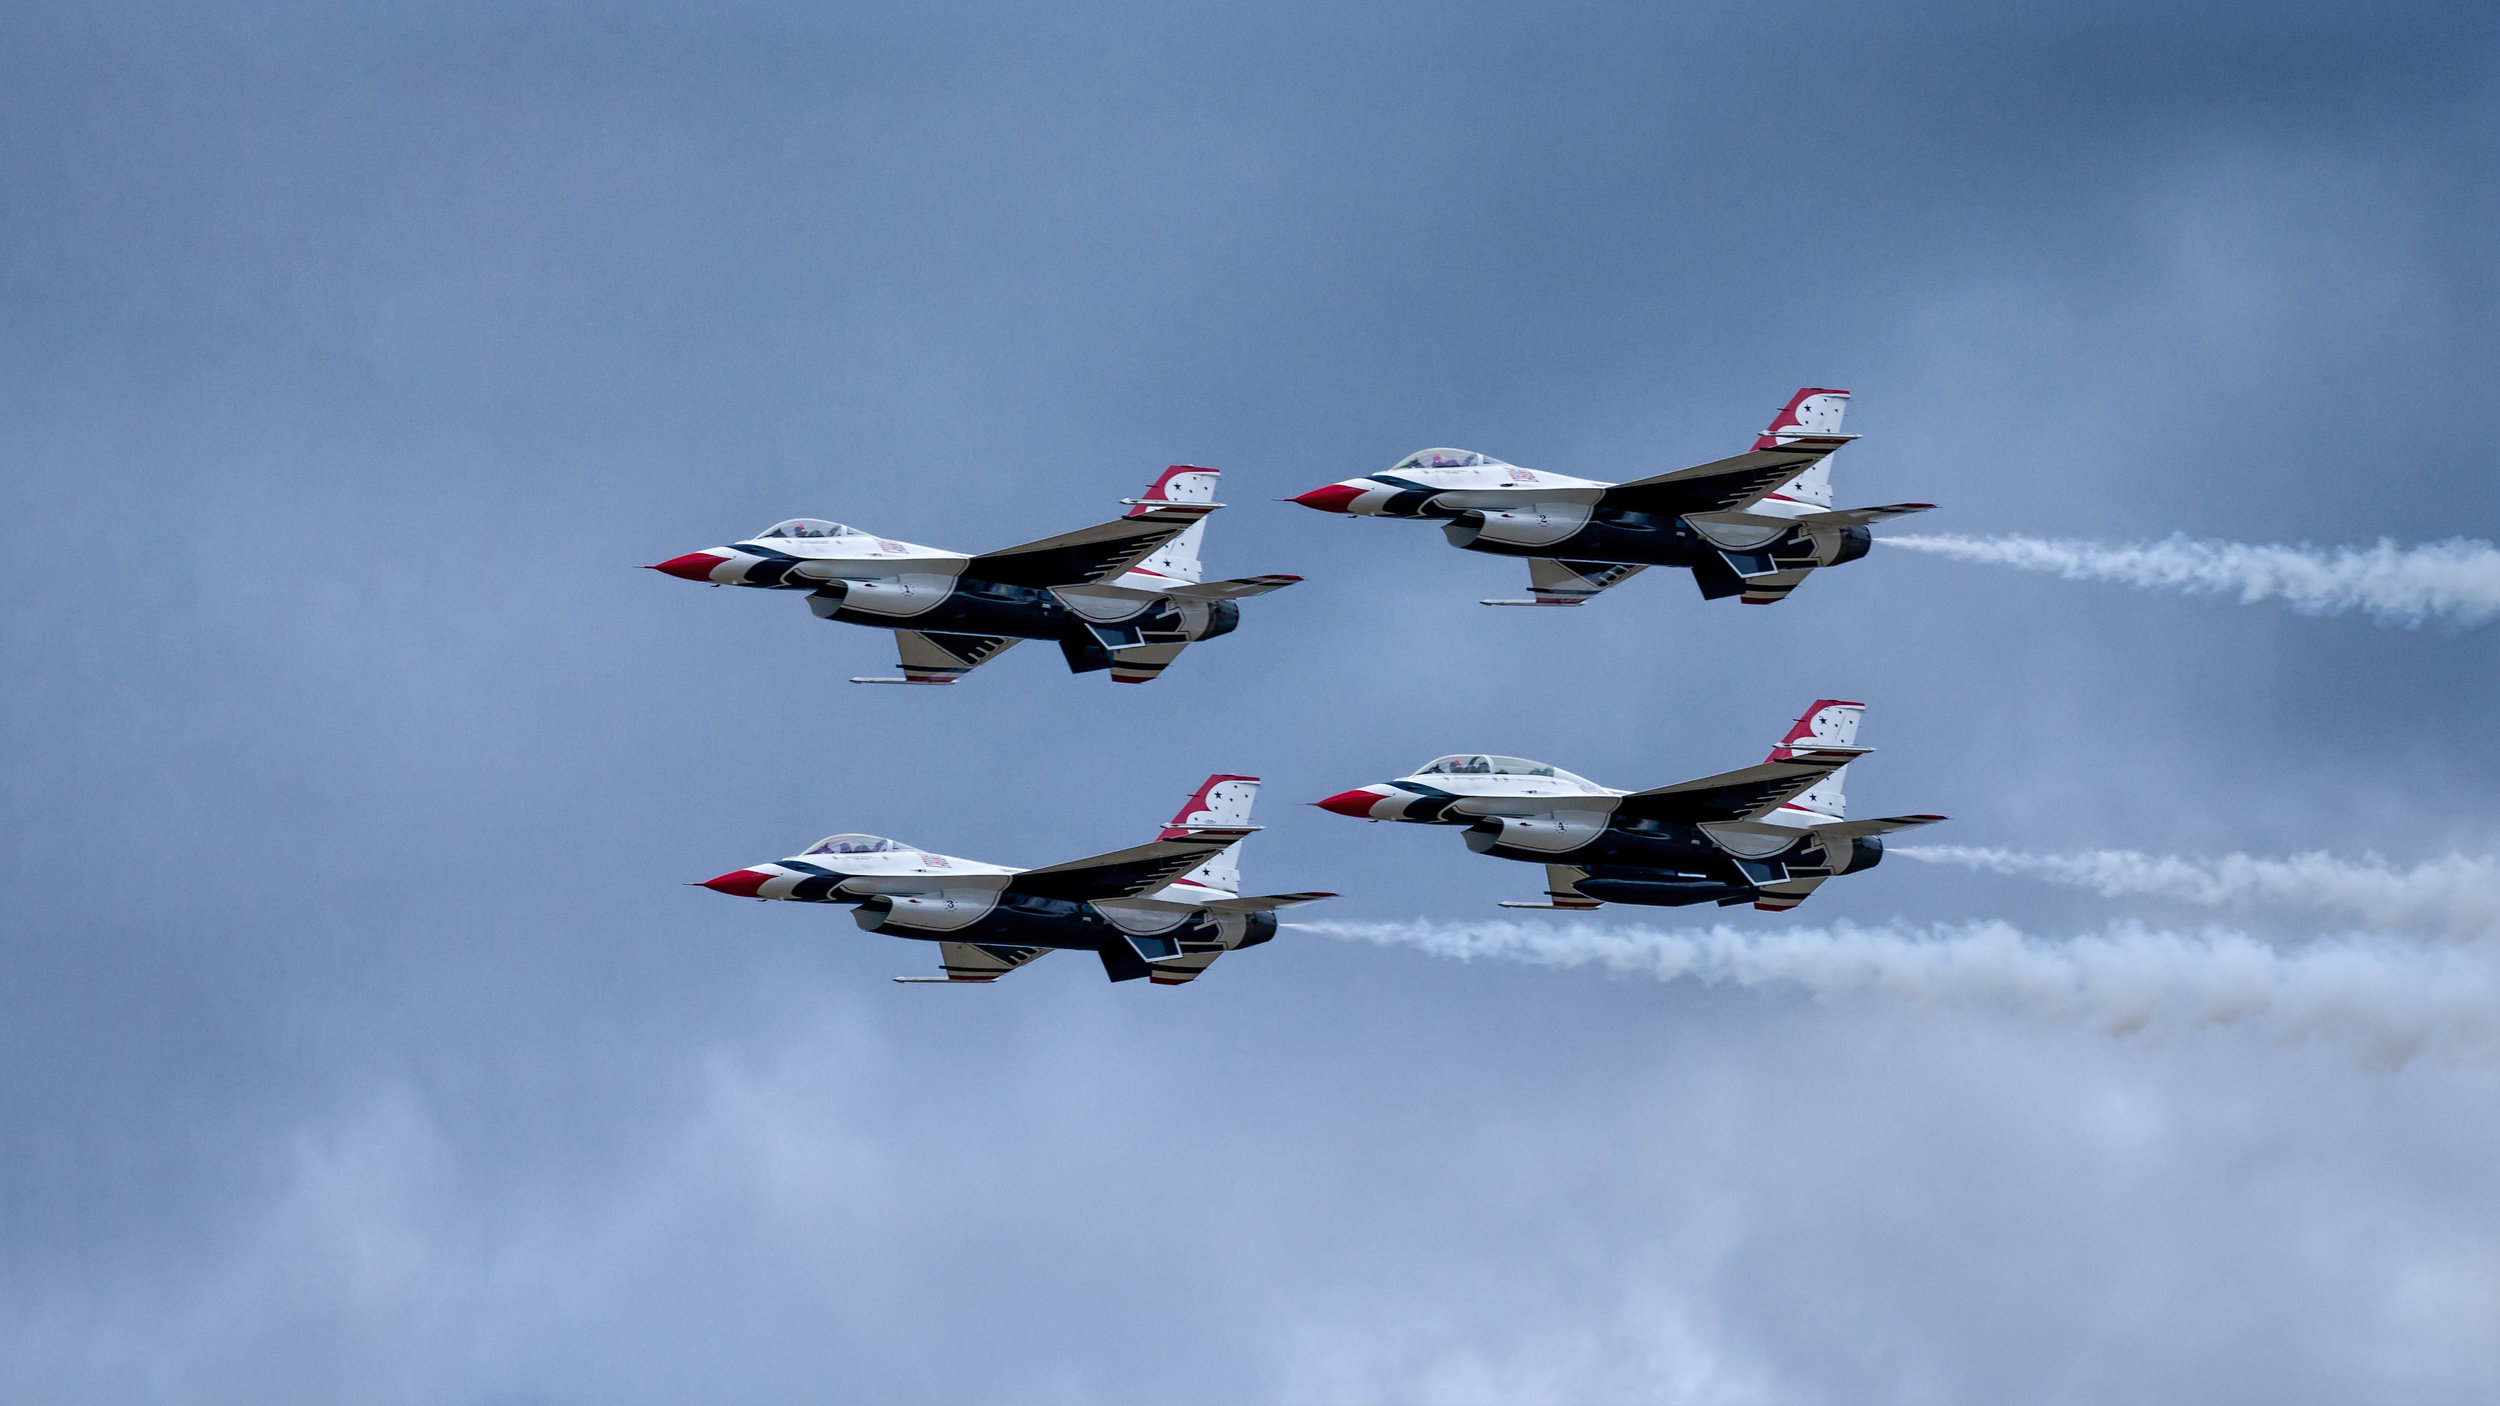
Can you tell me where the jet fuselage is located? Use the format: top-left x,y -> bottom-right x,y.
704,842 -> 1277,951
1366,789 -> 1883,907
654,530 -> 1240,670
1305,475 -> 1874,590
1314,732 -> 1905,912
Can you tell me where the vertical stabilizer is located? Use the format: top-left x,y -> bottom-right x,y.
1159,774 -> 1260,894
1752,388 -> 1851,450
1766,459 -> 1834,509
1121,466 -> 1220,586
1752,388 -> 1849,513
1125,466 -> 1221,516
1125,519 -> 1208,585
1767,699 -> 1864,819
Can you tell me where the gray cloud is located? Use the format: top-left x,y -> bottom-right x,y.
3,1 -> 2497,1401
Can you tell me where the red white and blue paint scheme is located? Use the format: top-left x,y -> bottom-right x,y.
650,468 -> 1298,684
1289,389 -> 1932,606
1313,701 -> 1944,911
697,775 -> 1334,984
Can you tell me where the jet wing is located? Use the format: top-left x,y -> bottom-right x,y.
1594,445 -> 1843,518
1612,751 -> 1863,824
893,942 -> 1053,984
1804,813 -> 1947,840
1797,503 -> 1935,530
972,503 -> 1215,588
1681,504 -> 1938,538
1008,833 -> 1248,902
852,630 -> 1019,685
1198,891 -> 1338,913
1166,574 -> 1303,601
1484,558 -> 1648,607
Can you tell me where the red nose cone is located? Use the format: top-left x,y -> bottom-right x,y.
650,552 -> 729,582
700,868 -> 772,897
1290,484 -> 1364,514
1314,789 -> 1383,819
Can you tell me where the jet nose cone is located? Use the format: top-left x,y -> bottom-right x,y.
1313,788 -> 1384,819
649,552 -> 729,582
1289,483 -> 1364,514
699,868 -> 772,897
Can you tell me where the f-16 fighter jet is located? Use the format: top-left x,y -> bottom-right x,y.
1313,701 -> 1943,911
696,775 -> 1334,984
1288,389 -> 1931,606
649,468 -> 1298,684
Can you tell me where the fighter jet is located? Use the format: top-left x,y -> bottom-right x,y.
1288,389 -> 1931,606
650,467 -> 1298,684
1312,701 -> 1942,911
696,775 -> 1334,984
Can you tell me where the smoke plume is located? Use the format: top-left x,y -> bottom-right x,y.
1897,847 -> 2500,940
1294,918 -> 2497,1069
1883,533 -> 2500,626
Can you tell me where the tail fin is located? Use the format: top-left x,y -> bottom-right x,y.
1767,699 -> 1864,819
1752,388 -> 1851,451
1159,773 -> 1259,893
1121,467 -> 1220,585
1126,520 -> 1207,585
1753,388 -> 1850,510
1125,466 -> 1221,518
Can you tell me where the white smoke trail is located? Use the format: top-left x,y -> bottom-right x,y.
1896,847 -> 2500,941
1294,918 -> 2498,1069
1883,532 -> 2500,626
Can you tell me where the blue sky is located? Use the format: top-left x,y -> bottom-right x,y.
2,3 -> 2495,1401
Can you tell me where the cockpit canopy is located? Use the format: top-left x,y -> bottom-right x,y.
1391,448 -> 1502,471
757,518 -> 853,540
803,833 -> 904,856
1412,754 -> 1587,784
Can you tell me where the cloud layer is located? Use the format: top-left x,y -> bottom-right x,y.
3,1 -> 2497,1401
